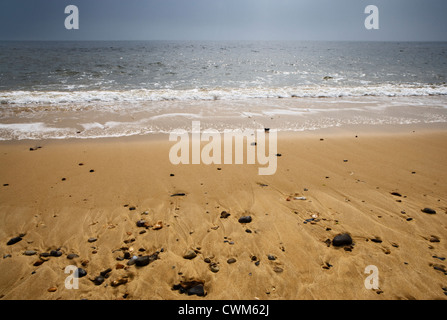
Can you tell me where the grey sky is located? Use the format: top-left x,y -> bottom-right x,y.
0,0 -> 446,41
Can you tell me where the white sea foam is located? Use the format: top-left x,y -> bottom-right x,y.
1,84 -> 446,105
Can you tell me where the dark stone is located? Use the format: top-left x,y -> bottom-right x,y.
89,169 -> 95,173
136,220 -> 147,228
100,268 -> 112,277
238,216 -> 252,223
6,236 -> 22,246
220,211 -> 230,218
75,268 -> 87,278
67,253 -> 79,260
227,258 -> 237,264
332,233 -> 353,247
171,193 -> 186,197
88,238 -> 97,243
50,250 -> 62,257
267,254 -> 276,261
187,284 -> 205,296
92,276 -> 105,285
421,208 -> 436,214
371,238 -> 382,243
391,192 -> 402,197
135,253 -> 158,267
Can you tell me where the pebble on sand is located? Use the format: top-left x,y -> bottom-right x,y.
47,287 -> 57,292
152,220 -> 163,230
238,216 -> 252,223
332,233 -> 353,247
220,211 -> 230,218
421,208 -> 436,214
6,236 -> 22,246
75,268 -> 87,278
172,281 -> 206,297
183,250 -> 197,260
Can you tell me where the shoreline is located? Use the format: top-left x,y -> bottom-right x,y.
0,123 -> 446,300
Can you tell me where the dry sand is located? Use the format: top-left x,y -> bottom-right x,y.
0,124 -> 446,300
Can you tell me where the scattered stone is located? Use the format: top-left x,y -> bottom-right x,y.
33,259 -> 45,266
128,206 -> 136,211
421,208 -> 436,214
433,256 -> 445,261
100,268 -> 112,277
273,266 -> 284,273
267,254 -> 276,261
323,76 -> 333,80
75,268 -> 87,278
276,153 -> 282,157
209,263 -> 220,273
429,235 -> 440,243
49,250 -> 62,257
127,256 -> 138,266
135,253 -> 159,267
238,216 -> 252,223
220,211 -> 230,218
371,237 -> 383,243
111,278 -> 128,287
183,250 -> 197,260
390,192 -> 402,197
264,128 -> 270,132
170,173 -> 175,177
24,250 -> 37,256
172,281 -> 206,297
152,220 -> 163,230
171,193 -> 186,197
432,264 -> 446,273
89,169 -> 95,173
294,196 -> 306,200
115,263 -> 125,270
47,287 -> 57,292
92,276 -> 105,286
67,253 -> 79,260
332,233 -> 353,247
136,220 -> 147,228
227,258 -> 237,264
88,237 -> 97,243
6,236 -> 22,246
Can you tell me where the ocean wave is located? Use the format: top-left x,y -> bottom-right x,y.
1,84 -> 446,105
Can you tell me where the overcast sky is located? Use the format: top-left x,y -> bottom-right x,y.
0,0 -> 446,41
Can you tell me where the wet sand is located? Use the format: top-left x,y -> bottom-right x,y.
0,124 -> 446,300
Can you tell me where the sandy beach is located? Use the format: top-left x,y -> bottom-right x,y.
0,123 -> 446,300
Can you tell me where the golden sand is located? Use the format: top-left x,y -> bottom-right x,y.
0,125 -> 446,300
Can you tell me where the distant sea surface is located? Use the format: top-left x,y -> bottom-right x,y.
0,41 -> 446,140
